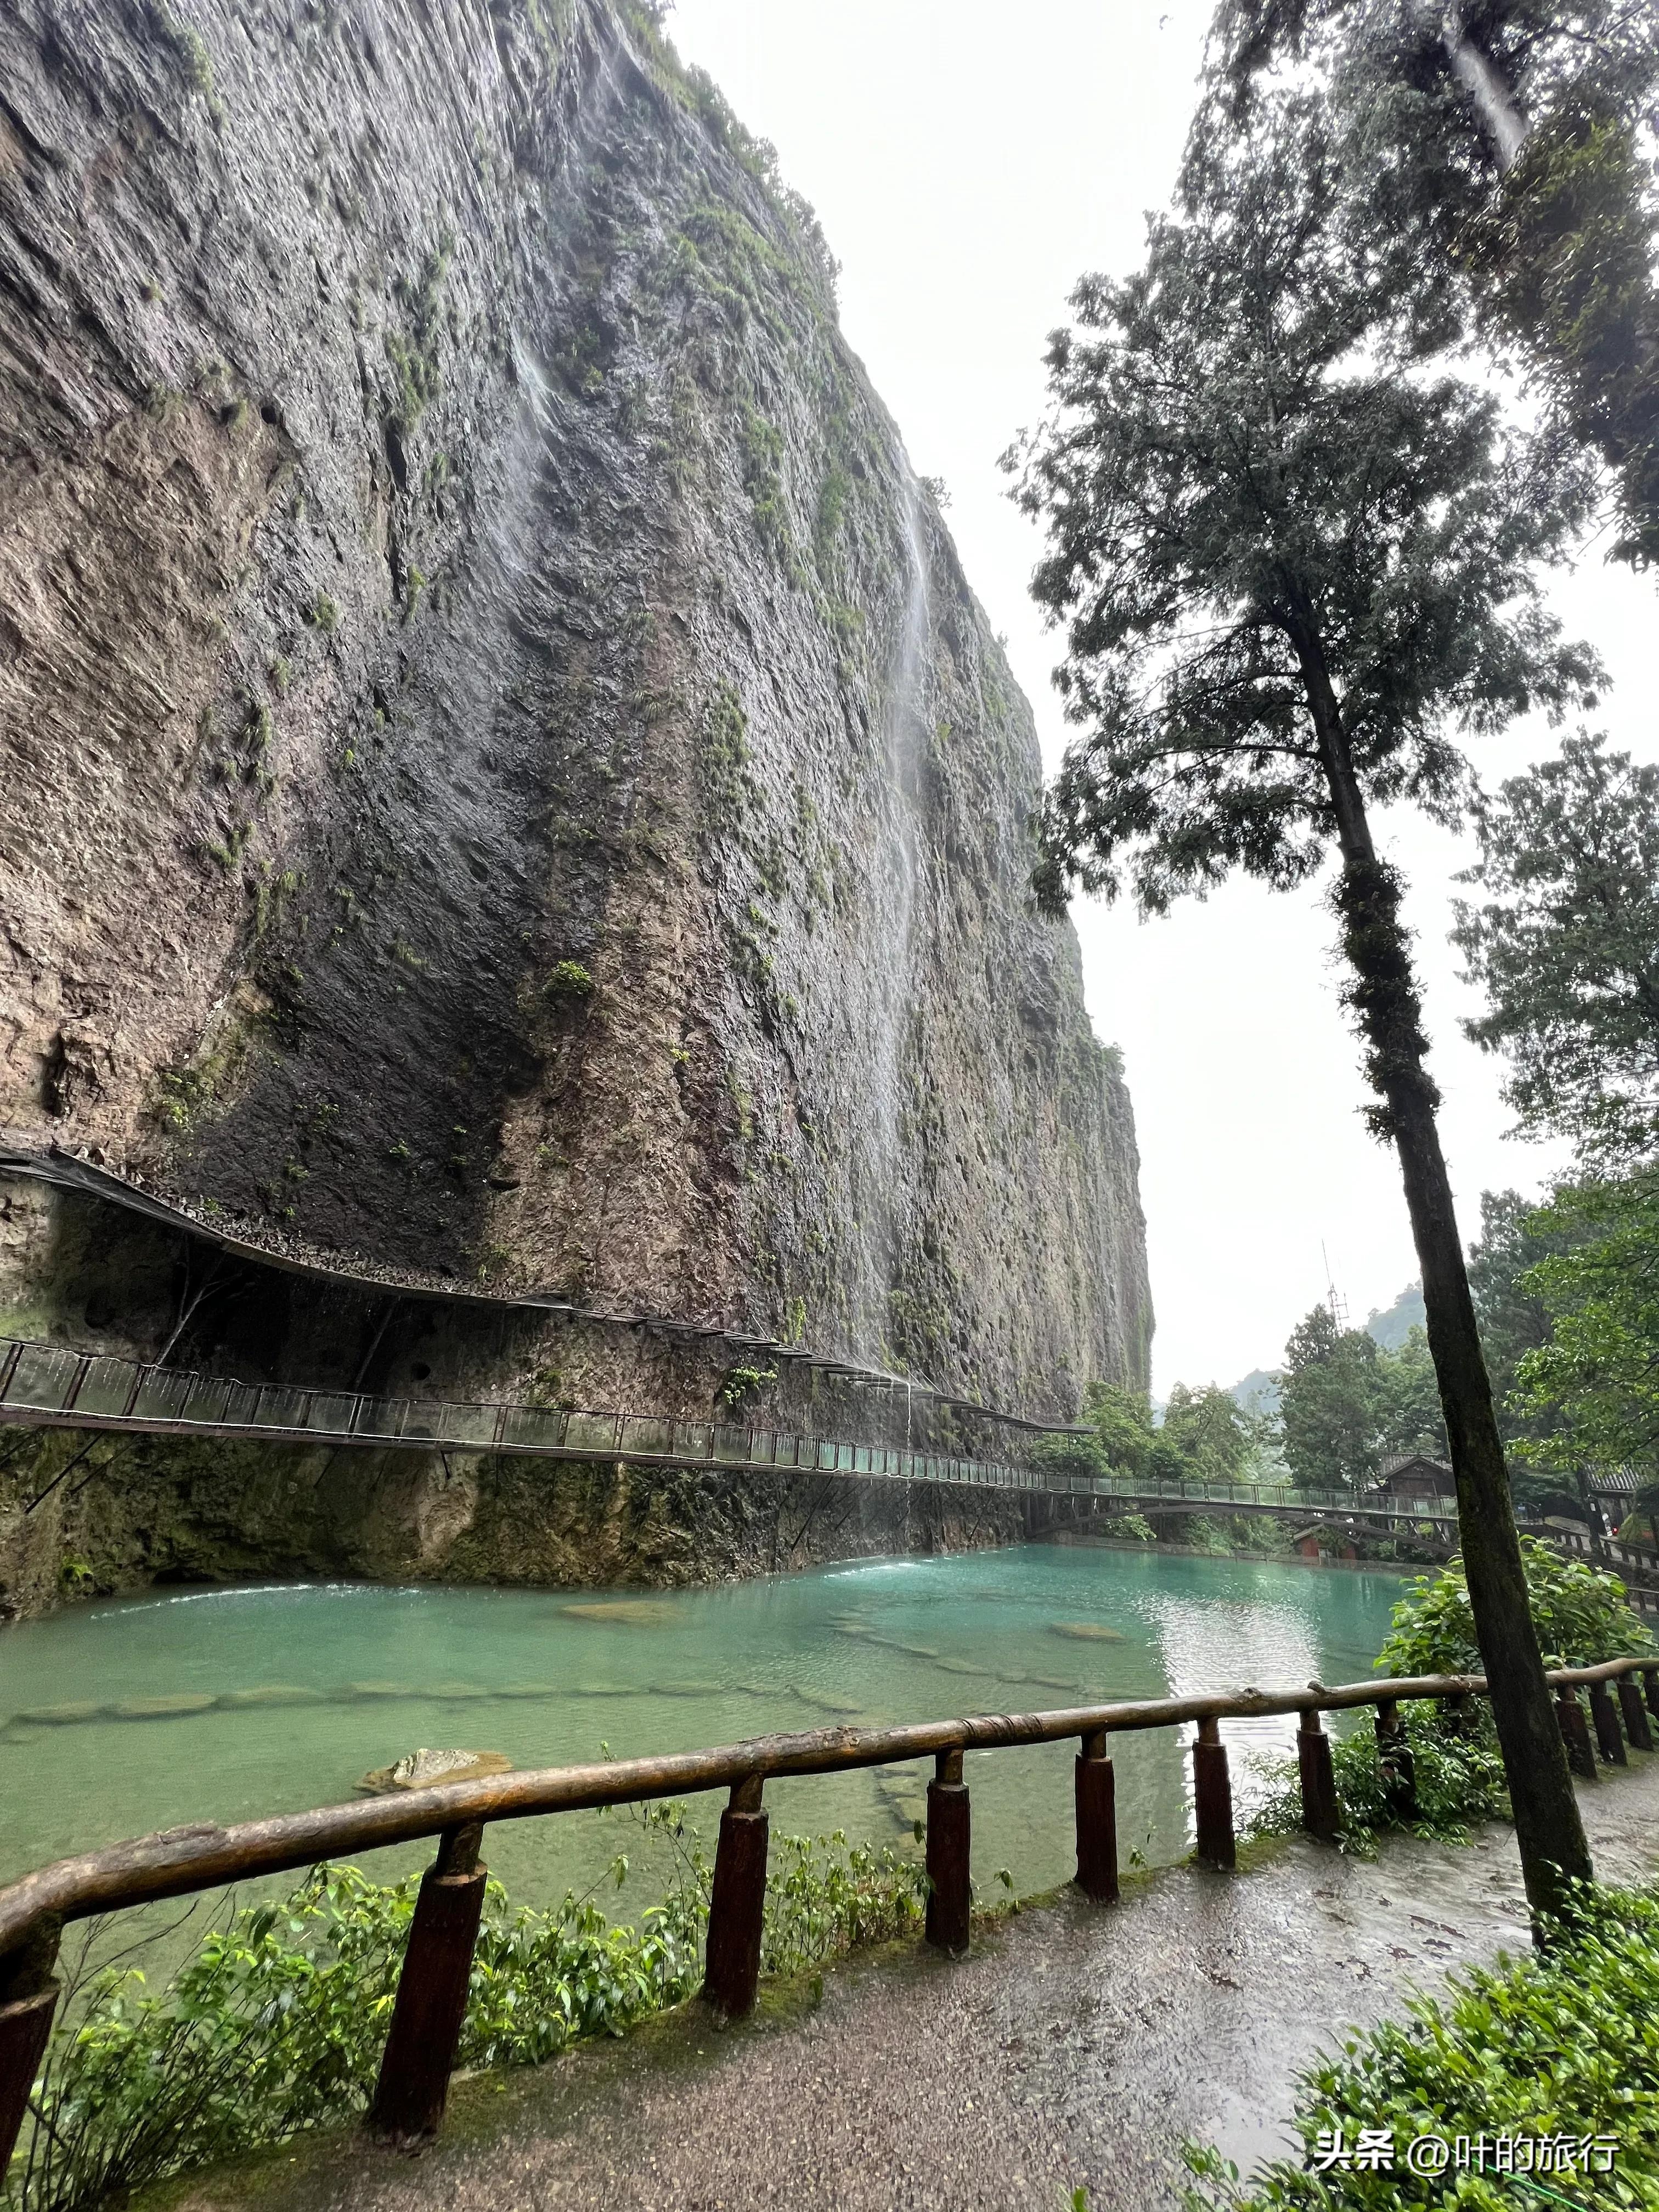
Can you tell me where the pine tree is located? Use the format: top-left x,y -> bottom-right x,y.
1008,89 -> 1599,1925
1454,731 -> 1659,1161
1215,0 -> 1659,563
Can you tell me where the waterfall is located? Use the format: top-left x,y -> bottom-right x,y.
853,475 -> 932,1364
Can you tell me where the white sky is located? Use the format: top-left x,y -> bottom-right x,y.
664,0 -> 1657,1394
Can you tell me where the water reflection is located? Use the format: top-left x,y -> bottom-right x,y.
0,1548 -> 1404,1906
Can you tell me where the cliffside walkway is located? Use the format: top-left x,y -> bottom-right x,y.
1,1330 -> 1460,1534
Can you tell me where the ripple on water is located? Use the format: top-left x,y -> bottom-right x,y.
0,1552 -> 1409,1900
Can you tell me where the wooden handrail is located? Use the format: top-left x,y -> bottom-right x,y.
2,1652 -> 1655,2153
1,1655 -> 1652,1956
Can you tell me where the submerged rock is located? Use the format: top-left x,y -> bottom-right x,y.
793,1686 -> 864,1717
108,1694 -> 218,1719
358,1747 -> 513,1794
218,1686 -> 329,1708
1049,1622 -> 1126,1643
561,1600 -> 680,1627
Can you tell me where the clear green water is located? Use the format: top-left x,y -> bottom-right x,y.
0,1548 -> 1406,1908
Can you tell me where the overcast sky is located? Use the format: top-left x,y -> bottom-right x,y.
665,0 -> 1656,1395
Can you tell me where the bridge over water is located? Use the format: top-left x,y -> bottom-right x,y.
10,1327 -> 1659,1617
1,1330 -> 1460,1533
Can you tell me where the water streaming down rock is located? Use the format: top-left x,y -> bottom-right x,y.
0,0 -> 1152,1609
853,474 -> 933,1364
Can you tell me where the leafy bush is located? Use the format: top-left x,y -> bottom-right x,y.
760,1831 -> 927,1974
6,1813 -> 923,2212
1030,1431 -> 1114,1481
1182,1882 -> 1659,2209
1379,1536 -> 1655,1676
1247,1707 -> 1510,1858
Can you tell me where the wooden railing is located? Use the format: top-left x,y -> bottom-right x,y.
2,1655 -> 1656,2163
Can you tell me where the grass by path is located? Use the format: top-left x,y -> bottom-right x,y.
127,1756 -> 1659,2212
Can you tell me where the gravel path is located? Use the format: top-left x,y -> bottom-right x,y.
150,1757 -> 1659,2212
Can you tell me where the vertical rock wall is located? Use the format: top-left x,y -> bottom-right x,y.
1,0 -> 1150,1427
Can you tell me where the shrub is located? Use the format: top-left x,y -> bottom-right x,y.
1379,1536 -> 1655,1676
1030,1431 -> 1114,1481
1246,1706 -> 1510,1858
1181,1882 -> 1659,2209
7,1816 -> 924,2212
715,1364 -> 776,1412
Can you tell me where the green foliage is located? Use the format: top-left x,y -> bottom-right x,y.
1276,1308 -> 1447,1493
8,1816 -> 925,2212
1379,1536 -> 1653,1677
1081,1381 -> 1158,1477
700,681 -> 753,827
386,230 -> 454,433
715,1363 -> 777,1412
760,1831 -> 927,1974
1469,1187 -> 1583,1458
815,463 -> 850,572
543,960 -> 594,999
9,1869 -> 409,2212
1373,1329 -> 1447,1462
1511,1166 -> 1659,1480
1159,1383 -> 1266,1487
1248,1702 -> 1510,1858
1215,0 -> 1659,568
198,824 -> 250,877
1455,733 -> 1659,1163
1008,86 -> 1595,921
1030,1431 -> 1115,1482
306,592 -> 338,634
153,3 -> 219,116
740,404 -> 792,560
1473,108 -> 1659,568
1279,1306 -> 1385,1495
1181,1882 -> 1659,2209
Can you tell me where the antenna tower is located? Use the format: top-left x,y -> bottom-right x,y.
1321,1242 -> 1350,1331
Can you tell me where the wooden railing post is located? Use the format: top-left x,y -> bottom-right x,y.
368,1823 -> 487,2143
926,1747 -> 972,1953
1374,1699 -> 1418,1821
1297,1707 -> 1339,1841
1617,1671 -> 1655,1753
702,1774 -> 768,2021
1074,1728 -> 1118,1902
1588,1680 -> 1627,1767
1555,1687 -> 1598,1781
0,1920 -> 61,2180
1193,1717 -> 1235,1869
1644,1664 -> 1659,1726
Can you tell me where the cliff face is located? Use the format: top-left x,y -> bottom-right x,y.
0,0 -> 1149,1418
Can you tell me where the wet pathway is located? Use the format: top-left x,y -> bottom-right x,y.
149,1758 -> 1659,2212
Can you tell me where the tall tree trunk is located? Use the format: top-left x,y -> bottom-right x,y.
1289,614 -> 1593,1932
1440,4 -> 1532,174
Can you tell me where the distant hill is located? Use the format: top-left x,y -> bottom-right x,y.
1363,1283 -> 1426,1351
1229,1367 -> 1282,1417
1225,1282 -> 1425,1414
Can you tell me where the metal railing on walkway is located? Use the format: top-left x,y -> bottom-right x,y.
1,1334 -> 1453,1526
1,1654 -> 1655,2159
